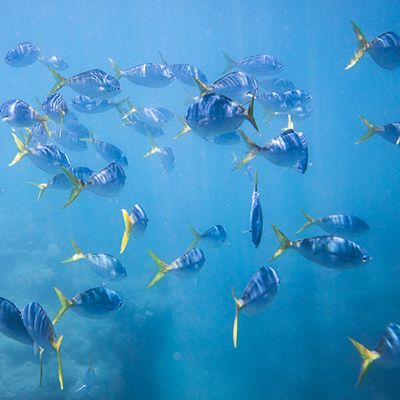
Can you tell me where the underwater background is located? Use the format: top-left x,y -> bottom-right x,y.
0,0 -> 400,399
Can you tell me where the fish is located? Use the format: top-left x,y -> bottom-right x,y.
356,115 -> 400,145
248,173 -> 263,248
21,302 -> 64,390
296,211 -> 370,236
1,99 -> 51,136
144,137 -> 175,173
81,134 -> 128,166
259,77 -> 296,93
4,42 -> 41,67
269,225 -> 372,269
41,92 -> 69,123
109,58 -> 175,88
275,105 -> 313,122
9,130 -> 71,174
0,297 -> 34,346
195,71 -> 258,103
257,89 -> 311,113
75,360 -> 96,393
62,117 -> 90,137
61,162 -> 126,208
48,68 -> 122,100
122,101 -> 174,129
231,267 -> 280,348
345,21 -> 400,70
120,204 -> 148,253
205,131 -> 242,146
38,55 -> 69,71
62,240 -> 127,281
52,287 -> 123,324
177,92 -> 258,138
231,152 -> 256,181
53,129 -> 89,152
349,323 -> 400,387
187,225 -> 227,250
235,122 -> 308,174
30,123 -> 49,145
29,167 -> 94,201
147,248 -> 205,287
70,95 -> 127,114
222,52 -> 284,76
123,112 -> 166,137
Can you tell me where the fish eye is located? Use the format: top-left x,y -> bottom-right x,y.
118,300 -> 123,307
362,255 -> 369,263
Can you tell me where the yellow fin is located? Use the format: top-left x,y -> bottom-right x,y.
348,337 -> 380,387
120,209 -> 133,254
345,21 -> 370,71
62,239 -> 85,263
193,77 -> 209,95
109,57 -> 123,79
245,94 -> 259,133
51,335 -> 64,390
296,210 -> 316,234
52,287 -> 74,325
187,225 -> 201,251
61,167 -> 85,208
174,115 -> 192,139
232,288 -> 242,348
147,250 -> 172,288
48,68 -> 67,95
28,182 -> 48,201
232,130 -> 260,171
269,225 -> 292,261
356,115 -> 382,144
9,131 -> 29,166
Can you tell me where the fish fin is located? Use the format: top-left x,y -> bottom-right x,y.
48,68 -> 67,95
121,101 -> 137,122
51,335 -> 64,390
28,182 -> 48,201
174,115 -> 192,139
144,135 -> 160,158
37,116 -> 52,137
345,21 -> 370,71
52,287 -> 73,325
39,347 -> 44,386
230,152 -> 239,165
147,250 -> 172,288
113,97 -> 129,115
348,337 -> 380,387
75,384 -> 87,393
109,57 -> 123,79
120,209 -> 132,254
9,130 -> 29,166
158,51 -> 169,66
24,127 -> 33,146
187,225 -> 201,250
62,239 -> 85,263
232,130 -> 260,170
193,77 -> 209,95
232,288 -> 242,348
221,51 -> 235,75
283,114 -> 294,131
296,210 -> 316,234
356,115 -> 382,144
61,167 -> 85,208
245,94 -> 259,133
269,224 -> 292,261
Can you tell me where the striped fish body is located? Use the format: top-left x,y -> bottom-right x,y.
85,253 -> 127,281
234,54 -> 284,76
259,77 -> 296,93
205,131 -> 241,145
122,63 -> 175,87
31,122 -> 49,145
129,204 -> 148,238
42,92 -> 69,123
28,143 -> 71,174
250,187 -> 263,248
381,122 -> 400,144
86,162 -> 126,197
282,89 -> 312,109
4,42 -> 40,67
376,323 -> 400,368
135,106 -> 173,128
170,248 -> 205,278
368,32 -> 400,70
157,147 -> 175,173
316,214 -> 369,236
1,99 -> 43,127
92,140 -> 128,167
38,55 -> 69,71
200,225 -> 227,247
170,63 -> 207,87
54,130 -> 88,152
48,167 -> 94,190
257,92 -> 287,112
125,114 -> 165,137
70,95 -> 116,113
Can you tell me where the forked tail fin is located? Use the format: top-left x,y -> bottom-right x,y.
345,21 -> 370,71
269,225 -> 292,261
296,210 -> 316,234
147,250 -> 172,287
356,116 -> 382,144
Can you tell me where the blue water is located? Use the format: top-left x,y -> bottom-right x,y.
1,0 -> 400,398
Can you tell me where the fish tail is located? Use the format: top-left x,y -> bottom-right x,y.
269,224 -> 292,261
345,21 -> 370,71
348,337 -> 380,387
28,182 -> 48,201
144,135 -> 159,158
174,115 -> 192,139
9,130 -> 29,167
187,225 -> 201,250
37,116 -> 52,137
120,209 -> 132,253
232,130 -> 260,170
62,239 -> 85,263
108,57 -> 123,79
296,210 -> 316,234
283,114 -> 294,131
61,167 -> 85,208
221,51 -> 235,75
48,67 -> 67,95
52,287 -> 73,325
39,348 -> 44,386
114,97 -> 129,114
121,99 -> 137,123
245,94 -> 259,133
147,250 -> 172,288
356,115 -> 382,144
52,335 -> 64,390
193,76 -> 209,95
232,288 -> 242,348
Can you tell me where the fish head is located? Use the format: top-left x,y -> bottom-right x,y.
272,58 -> 284,73
360,250 -> 372,265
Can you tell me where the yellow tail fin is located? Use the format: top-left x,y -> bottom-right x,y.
62,239 -> 85,263
174,115 -> 192,139
296,210 -> 316,234
348,337 -> 380,387
232,288 -> 242,348
245,94 -> 259,133
147,250 -> 172,287
109,57 -> 123,79
356,116 -> 382,144
193,77 -> 210,95
48,68 -> 68,95
144,135 -> 160,158
51,335 -> 64,390
9,131 -> 29,166
232,130 -> 260,170
269,225 -> 292,261
28,182 -> 48,201
345,21 -> 370,71
187,225 -> 201,251
61,167 -> 85,208
120,209 -> 132,254
121,100 -> 137,122
52,287 -> 74,325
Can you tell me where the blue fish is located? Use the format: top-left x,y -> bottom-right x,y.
62,162 -> 126,207
122,101 -> 174,129
120,204 -> 148,253
21,302 -> 64,390
54,129 -> 88,152
275,105 -> 313,122
231,152 -> 256,181
75,360 -> 96,393
109,58 -> 175,88
144,138 -> 175,173
49,68 -> 122,100
122,111 -> 166,138
205,131 -> 241,145
356,115 -> 400,145
0,297 -> 33,346
70,95 -> 126,114
222,52 -> 284,76
82,134 -> 128,166
63,240 -> 127,281
349,323 -> 400,386
249,173 -> 263,248
187,225 -> 227,250
4,42 -> 41,67
41,92 -> 69,123
30,123 -> 49,145
232,267 -> 280,348
257,89 -> 311,113
269,225 -> 372,269
53,287 -> 123,324
62,116 -> 90,137
147,248 -> 205,287
296,211 -> 369,236
345,21 -> 400,70
259,77 -> 296,93
178,92 -> 258,138
9,131 -> 71,174
38,55 -> 69,71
